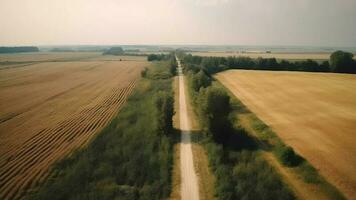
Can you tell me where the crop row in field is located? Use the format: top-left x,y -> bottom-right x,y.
0,56 -> 146,200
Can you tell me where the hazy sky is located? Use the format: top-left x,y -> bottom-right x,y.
1,0 -> 356,46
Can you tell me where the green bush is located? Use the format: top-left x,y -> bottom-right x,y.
205,142 -> 295,200
191,70 -> 211,92
232,152 -> 294,200
198,86 -> 231,143
154,91 -> 174,136
275,145 -> 301,167
170,57 -> 177,75
330,50 -> 355,73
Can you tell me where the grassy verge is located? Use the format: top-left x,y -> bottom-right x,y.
215,80 -> 345,200
184,69 -> 295,200
31,61 -> 176,200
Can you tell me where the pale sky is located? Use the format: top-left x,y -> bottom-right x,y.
0,0 -> 356,46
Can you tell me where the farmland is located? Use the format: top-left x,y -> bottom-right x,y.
191,51 -> 330,61
0,53 -> 148,199
216,70 -> 356,199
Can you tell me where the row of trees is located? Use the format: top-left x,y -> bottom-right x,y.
102,47 -> 125,55
330,51 -> 356,73
184,63 -> 295,199
181,50 -> 356,74
0,46 -> 39,54
187,69 -> 231,144
155,91 -> 174,136
147,53 -> 172,61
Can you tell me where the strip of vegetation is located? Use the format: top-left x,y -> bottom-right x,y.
180,50 -> 356,74
245,114 -> 345,199
0,46 -> 39,54
181,51 -> 345,199
147,53 -> 172,61
183,58 -> 295,200
31,61 -> 176,200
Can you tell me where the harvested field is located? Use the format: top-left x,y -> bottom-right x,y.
216,70 -> 356,199
0,52 -> 101,62
0,55 -> 148,199
191,51 -> 330,60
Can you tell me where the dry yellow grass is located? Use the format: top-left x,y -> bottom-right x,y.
0,55 -> 148,199
216,70 -> 356,199
192,52 -> 330,60
238,113 -> 335,200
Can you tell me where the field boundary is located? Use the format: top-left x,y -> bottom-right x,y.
213,77 -> 346,200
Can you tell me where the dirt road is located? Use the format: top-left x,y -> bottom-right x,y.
177,56 -> 200,200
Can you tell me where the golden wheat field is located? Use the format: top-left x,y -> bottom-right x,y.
216,70 -> 356,199
0,53 -> 148,199
192,51 -> 331,60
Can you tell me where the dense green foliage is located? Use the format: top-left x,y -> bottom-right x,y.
169,57 -> 177,76
103,47 -> 124,55
148,53 -> 177,76
181,51 -> 345,199
155,91 -> 174,136
247,113 -> 345,199
207,145 -> 295,200
181,54 -> 330,74
32,62 -> 175,200
275,145 -> 301,167
181,51 -> 355,74
0,46 -> 39,53
147,53 -> 171,61
190,70 -> 211,92
183,58 -> 295,200
198,87 -> 231,143
330,51 -> 356,73
50,48 -> 75,52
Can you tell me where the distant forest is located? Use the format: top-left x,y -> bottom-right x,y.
0,46 -> 39,54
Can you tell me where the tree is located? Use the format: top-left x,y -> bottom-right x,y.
148,54 -> 158,61
191,70 -> 211,92
103,47 -> 124,56
169,57 -> 177,76
0,46 -> 39,54
276,145 -> 301,167
319,61 -> 330,72
154,91 -> 174,136
198,87 -> 231,143
330,51 -> 355,73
